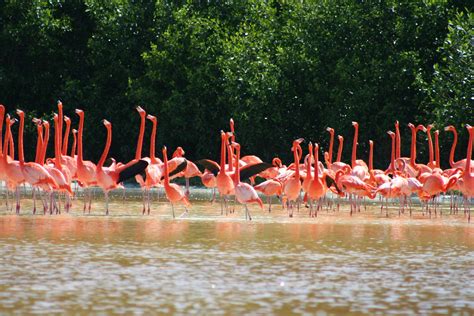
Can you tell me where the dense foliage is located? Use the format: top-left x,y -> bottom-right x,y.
0,0 -> 471,168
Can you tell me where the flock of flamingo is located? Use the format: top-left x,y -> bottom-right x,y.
0,102 -> 472,221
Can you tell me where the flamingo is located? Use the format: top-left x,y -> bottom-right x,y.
324,127 -> 335,168
96,119 -> 148,215
172,147 -> 202,197
231,142 -> 263,220
458,125 -> 474,222
216,131 -> 235,214
307,143 -> 329,217
15,110 -> 58,214
75,109 -> 98,212
162,146 -> 190,218
283,138 -> 304,216
444,125 -> 474,171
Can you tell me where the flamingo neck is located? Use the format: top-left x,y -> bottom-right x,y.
352,125 -> 358,167
35,125 -> 43,164
54,117 -> 62,168
434,131 -> 440,168
395,124 -> 401,159
336,137 -> 343,162
427,128 -> 434,165
163,149 -> 169,186
3,119 -> 11,161
18,114 -> 25,164
71,132 -> 77,157
294,145 -> 300,178
150,119 -> 157,163
227,142 -> 233,172
58,105 -> 63,157
135,114 -> 145,160
219,135 -> 226,173
465,128 -> 473,173
369,141 -> 373,171
328,131 -> 334,164
0,106 -> 4,155
390,136 -> 395,173
410,128 -> 417,167
98,125 -> 112,168
62,119 -> 70,156
448,129 -> 457,168
234,146 -> 241,184
307,144 -> 313,181
314,144 -> 319,179
77,115 -> 84,164
41,124 -> 50,165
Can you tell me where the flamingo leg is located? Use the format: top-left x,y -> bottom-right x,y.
15,187 -> 20,214
171,203 -> 175,219
32,188 -> 36,215
105,191 -> 109,215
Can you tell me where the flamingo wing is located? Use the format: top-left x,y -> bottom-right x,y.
117,159 -> 149,184
195,159 -> 220,176
239,162 -> 273,181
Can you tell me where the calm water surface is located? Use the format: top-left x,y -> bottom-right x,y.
0,197 -> 473,315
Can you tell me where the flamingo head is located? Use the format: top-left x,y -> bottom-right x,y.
72,129 -> 77,135
64,116 -> 71,124
338,135 -> 343,142
102,119 -> 111,128
42,121 -> 50,128
417,124 -> 427,132
57,101 -> 63,111
16,109 -> 24,118
408,123 -> 415,130
172,146 -> 185,158
369,140 -> 373,146
434,130 -> 439,136
146,114 -> 157,123
426,124 -> 434,132
32,118 -> 42,125
387,131 -> 395,140
352,121 -> 359,127
444,125 -> 455,132
75,109 -> 84,117
272,157 -> 282,167
326,127 -> 334,134
395,120 -> 399,127
136,106 -> 146,117
229,118 -> 234,131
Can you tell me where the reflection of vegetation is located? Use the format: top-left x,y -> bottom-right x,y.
0,1 -> 471,168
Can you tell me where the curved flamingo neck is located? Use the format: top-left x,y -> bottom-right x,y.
328,130 -> 334,164
62,118 -> 71,156
448,128 -> 457,168
41,123 -> 50,165
18,113 -> 25,164
352,124 -> 358,167
149,119 -> 157,163
369,141 -> 373,171
98,124 -> 112,168
336,136 -> 343,162
135,113 -> 146,160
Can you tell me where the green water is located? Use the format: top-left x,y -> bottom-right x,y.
0,197 -> 473,314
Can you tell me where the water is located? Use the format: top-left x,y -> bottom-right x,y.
0,196 -> 473,314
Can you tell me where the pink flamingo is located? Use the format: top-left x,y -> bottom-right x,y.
162,146 -> 190,218
231,142 -> 263,220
